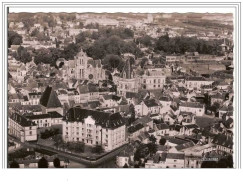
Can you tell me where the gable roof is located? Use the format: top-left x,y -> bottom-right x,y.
144,99 -> 159,107
180,102 -> 204,109
10,112 -> 36,127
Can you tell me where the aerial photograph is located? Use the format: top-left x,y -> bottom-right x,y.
7,12 -> 234,168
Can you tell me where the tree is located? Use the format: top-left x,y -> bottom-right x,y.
123,163 -> 129,168
76,32 -> 86,44
147,143 -> 158,156
74,142 -> 85,153
15,46 -> 32,64
64,43 -> 80,60
30,28 -> 39,37
129,104 -> 136,124
53,157 -> 61,168
92,145 -> 104,154
34,48 -> 53,65
140,57 -> 148,68
103,54 -> 124,71
8,31 -> 23,47
10,160 -> 19,168
38,157 -> 48,168
138,35 -> 153,47
159,137 -> 166,145
149,135 -> 157,144
22,17 -> 35,32
36,32 -> 50,42
134,145 -> 149,161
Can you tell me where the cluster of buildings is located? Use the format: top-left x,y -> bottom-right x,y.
8,13 -> 234,168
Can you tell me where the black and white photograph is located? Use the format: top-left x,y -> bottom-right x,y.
1,1 -> 243,195
5,6 -> 237,169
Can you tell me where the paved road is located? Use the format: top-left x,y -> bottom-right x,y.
8,135 -> 128,167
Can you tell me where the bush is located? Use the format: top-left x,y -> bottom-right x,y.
91,145 -> 104,154
40,129 -> 59,139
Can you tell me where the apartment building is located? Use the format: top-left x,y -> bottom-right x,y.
8,112 -> 37,142
63,107 -> 126,151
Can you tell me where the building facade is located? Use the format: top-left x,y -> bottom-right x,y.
63,107 -> 126,151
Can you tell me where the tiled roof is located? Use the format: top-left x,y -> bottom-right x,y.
64,107 -> 125,129
186,76 -> 206,81
144,99 -> 159,107
180,102 -> 204,109
133,116 -> 153,126
10,112 -> 36,127
128,123 -> 144,134
156,123 -> 169,130
166,153 -> 185,160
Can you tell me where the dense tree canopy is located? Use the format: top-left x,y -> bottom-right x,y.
13,46 -> 32,64
155,34 -> 223,55
102,54 -> 124,71
8,31 -> 23,47
86,35 -> 142,60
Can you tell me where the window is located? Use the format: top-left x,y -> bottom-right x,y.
29,131 -> 32,135
173,165 -> 176,168
174,160 -> 177,162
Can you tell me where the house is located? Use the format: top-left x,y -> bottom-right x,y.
219,105 -> 233,119
28,92 -> 42,105
8,112 -> 37,142
116,144 -> 135,167
154,123 -> 170,136
145,147 -> 185,168
177,112 -> 196,125
217,81 -> 229,90
180,124 -> 200,136
139,68 -> 166,90
181,143 -> 215,168
159,96 -> 172,107
26,111 -> 62,129
100,94 -> 121,108
135,99 -> 161,116
162,112 -> 176,125
132,116 -> 153,129
128,123 -> 148,140
185,77 -> 214,90
63,107 -> 126,151
179,102 -> 205,116
39,86 -> 63,115
78,83 -> 100,103
210,93 -> 226,105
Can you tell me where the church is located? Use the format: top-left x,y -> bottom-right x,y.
67,49 -> 106,83
117,59 -> 139,96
